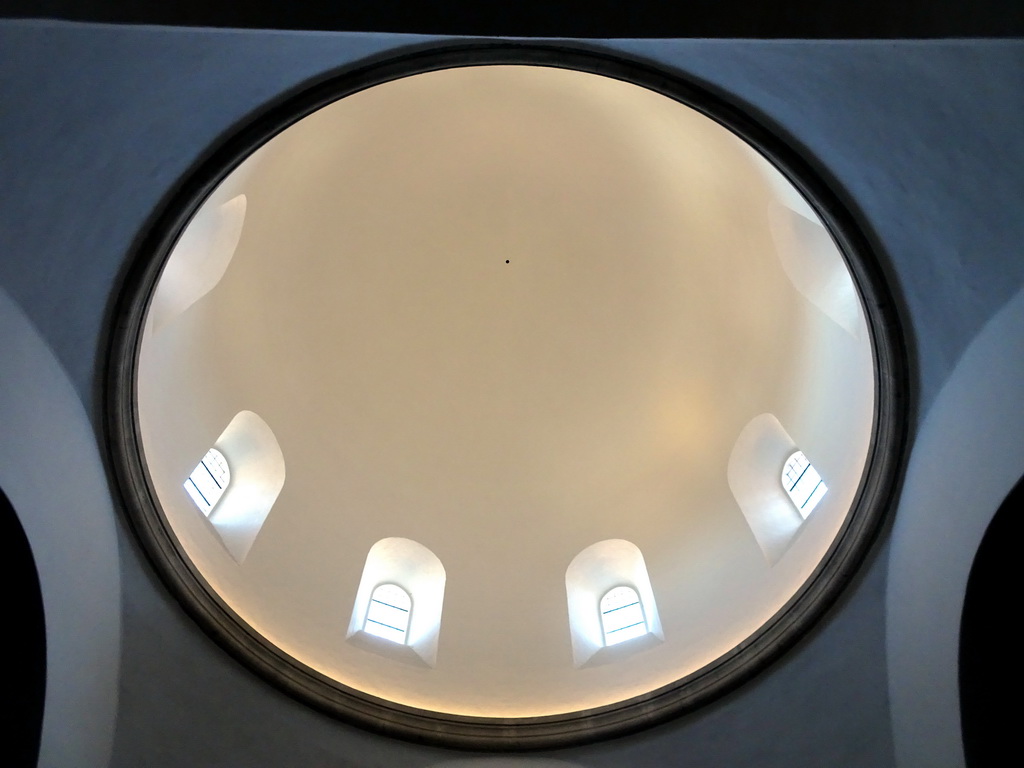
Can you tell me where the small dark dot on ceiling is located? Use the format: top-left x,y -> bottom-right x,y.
506,260 -> 510,263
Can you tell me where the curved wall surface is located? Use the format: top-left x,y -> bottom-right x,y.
887,283 -> 1024,768
0,287 -> 121,768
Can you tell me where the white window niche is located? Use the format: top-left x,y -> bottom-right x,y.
148,193 -> 247,333
745,145 -> 863,339
769,201 -> 863,339
565,540 -> 663,668
347,538 -> 445,668
188,410 -> 286,564
727,413 -> 828,565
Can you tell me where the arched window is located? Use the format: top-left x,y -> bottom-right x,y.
148,193 -> 248,333
365,584 -> 412,645
600,586 -> 647,647
728,414 -> 831,564
184,447 -> 230,516
565,540 -> 662,666
348,538 -> 445,666
180,411 -> 286,563
782,450 -> 828,518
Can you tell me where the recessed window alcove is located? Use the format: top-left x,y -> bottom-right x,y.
108,45 -> 906,751
566,539 -> 663,667
347,537 -> 446,667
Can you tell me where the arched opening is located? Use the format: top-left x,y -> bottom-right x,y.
565,539 -> 662,666
184,447 -> 230,515
600,586 -> 647,646
348,537 -> 446,666
781,450 -> 827,518
960,474 -> 1021,767
147,193 -> 247,333
365,583 -> 413,644
728,414 -> 831,564
189,411 -> 286,564
1,486 -> 45,768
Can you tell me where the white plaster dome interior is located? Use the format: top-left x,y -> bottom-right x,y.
136,64 -> 876,718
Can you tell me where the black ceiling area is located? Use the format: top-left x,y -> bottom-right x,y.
960,476 -> 1020,768
1,487 -> 45,768
1,0 -> 1023,38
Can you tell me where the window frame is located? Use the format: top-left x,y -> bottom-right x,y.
781,450 -> 828,518
364,583 -> 413,645
599,585 -> 648,647
183,447 -> 230,516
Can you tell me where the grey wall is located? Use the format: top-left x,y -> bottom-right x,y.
0,286 -> 121,768
1,20 -> 1022,767
887,284 -> 1024,768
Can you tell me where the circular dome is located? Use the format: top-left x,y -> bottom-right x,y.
109,48 -> 905,749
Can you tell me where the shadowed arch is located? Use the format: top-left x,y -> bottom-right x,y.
1,485 -> 45,767
960,474 -> 1021,768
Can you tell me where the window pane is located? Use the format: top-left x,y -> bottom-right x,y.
601,586 -> 647,646
800,476 -> 828,517
365,584 -> 411,644
782,450 -> 828,518
184,448 -> 230,516
782,451 -> 810,491
603,602 -> 645,634
605,620 -> 648,646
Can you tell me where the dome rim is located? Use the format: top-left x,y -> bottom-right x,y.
105,40 -> 909,751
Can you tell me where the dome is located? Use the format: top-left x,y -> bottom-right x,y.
113,52 -> 899,748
